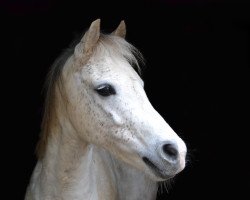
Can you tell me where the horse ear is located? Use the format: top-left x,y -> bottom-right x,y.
112,20 -> 126,38
74,19 -> 101,57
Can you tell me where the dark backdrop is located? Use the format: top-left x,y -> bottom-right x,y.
1,0 -> 249,199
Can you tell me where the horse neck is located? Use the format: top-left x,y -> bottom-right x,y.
29,111 -> 157,200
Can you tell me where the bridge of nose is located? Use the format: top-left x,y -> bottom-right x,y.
135,107 -> 187,159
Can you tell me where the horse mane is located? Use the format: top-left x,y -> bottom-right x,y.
36,33 -> 144,159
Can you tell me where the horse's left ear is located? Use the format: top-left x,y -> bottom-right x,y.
74,19 -> 101,58
112,20 -> 126,38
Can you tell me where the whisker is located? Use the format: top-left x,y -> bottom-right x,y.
158,178 -> 174,195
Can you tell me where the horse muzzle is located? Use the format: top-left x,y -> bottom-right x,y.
142,141 -> 186,180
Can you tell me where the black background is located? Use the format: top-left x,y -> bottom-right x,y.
1,0 -> 250,199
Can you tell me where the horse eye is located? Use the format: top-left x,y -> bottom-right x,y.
95,84 -> 116,97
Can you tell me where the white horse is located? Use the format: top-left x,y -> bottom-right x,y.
25,19 -> 187,200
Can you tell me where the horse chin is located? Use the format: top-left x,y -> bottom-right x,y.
145,168 -> 175,182
142,156 -> 180,182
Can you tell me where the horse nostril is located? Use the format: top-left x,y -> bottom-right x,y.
162,143 -> 178,161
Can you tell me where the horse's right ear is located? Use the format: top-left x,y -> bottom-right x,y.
112,20 -> 126,38
74,19 -> 101,58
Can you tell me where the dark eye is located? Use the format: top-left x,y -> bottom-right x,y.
95,84 -> 116,97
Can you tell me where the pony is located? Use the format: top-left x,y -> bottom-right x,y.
25,19 -> 187,200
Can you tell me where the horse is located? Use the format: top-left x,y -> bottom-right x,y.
25,19 -> 187,200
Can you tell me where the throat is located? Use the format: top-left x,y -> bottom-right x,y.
60,144 -> 119,200
33,137 -> 157,200
59,144 -> 158,200
88,145 -> 158,200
